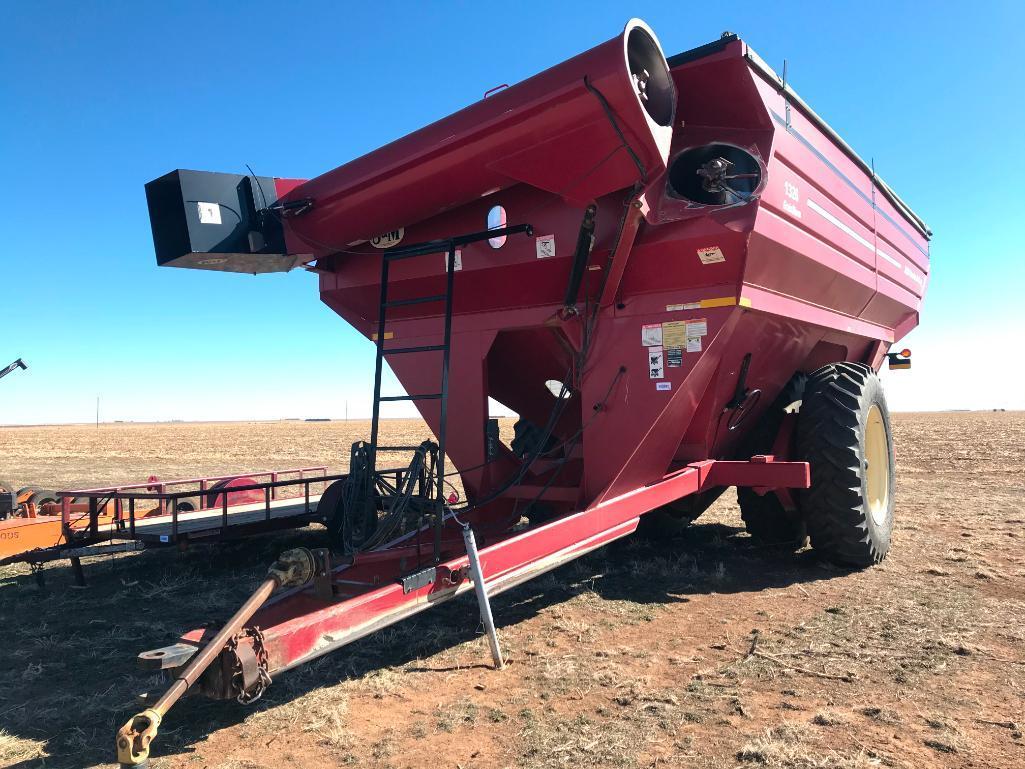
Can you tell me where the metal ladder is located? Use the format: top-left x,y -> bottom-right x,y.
366,224 -> 532,560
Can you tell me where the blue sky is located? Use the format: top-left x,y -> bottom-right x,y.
2,1 -> 1023,424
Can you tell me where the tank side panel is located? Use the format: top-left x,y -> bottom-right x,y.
745,66 -> 929,341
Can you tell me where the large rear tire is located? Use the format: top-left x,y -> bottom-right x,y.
638,486 -> 726,539
797,363 -> 895,567
737,373 -> 807,545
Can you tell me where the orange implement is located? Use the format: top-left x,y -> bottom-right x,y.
0,502 -> 120,561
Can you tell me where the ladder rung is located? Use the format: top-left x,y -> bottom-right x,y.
385,250 -> 448,262
383,295 -> 446,308
382,344 -> 446,356
380,393 -> 443,402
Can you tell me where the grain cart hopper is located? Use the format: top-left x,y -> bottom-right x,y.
119,22 -> 929,764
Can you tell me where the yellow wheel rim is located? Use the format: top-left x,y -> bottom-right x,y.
865,404 -> 889,525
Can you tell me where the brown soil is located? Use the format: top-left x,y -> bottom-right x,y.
0,412 -> 1022,769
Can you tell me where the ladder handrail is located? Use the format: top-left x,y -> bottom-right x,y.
366,223 -> 533,563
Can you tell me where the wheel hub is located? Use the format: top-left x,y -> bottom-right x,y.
865,404 -> 890,525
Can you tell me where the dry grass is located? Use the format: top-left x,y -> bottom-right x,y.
0,412 -> 1023,768
0,418 -> 514,493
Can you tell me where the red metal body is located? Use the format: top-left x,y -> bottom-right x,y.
271,26 -> 928,513
140,22 -> 929,693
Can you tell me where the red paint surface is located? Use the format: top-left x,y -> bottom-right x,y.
170,22 -> 930,677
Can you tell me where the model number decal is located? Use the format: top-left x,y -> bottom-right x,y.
371,229 -> 404,248
783,180 -> 802,219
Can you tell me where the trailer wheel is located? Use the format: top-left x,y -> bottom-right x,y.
321,478 -> 379,552
29,489 -> 59,512
736,373 -> 807,545
797,362 -> 894,567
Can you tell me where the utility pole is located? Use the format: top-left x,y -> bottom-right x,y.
96,395 -> 100,428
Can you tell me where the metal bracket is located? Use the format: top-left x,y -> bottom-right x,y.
400,566 -> 436,594
311,547 -> 334,601
137,642 -> 200,671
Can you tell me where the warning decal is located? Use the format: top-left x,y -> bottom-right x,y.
686,318 -> 708,337
662,320 -> 688,348
686,336 -> 702,353
444,250 -> 462,272
641,323 -> 663,346
197,202 -> 222,225
647,346 -> 664,379
697,246 -> 725,264
666,347 -> 683,367
535,234 -> 556,258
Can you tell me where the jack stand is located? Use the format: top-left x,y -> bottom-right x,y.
70,556 -> 86,587
461,525 -> 504,670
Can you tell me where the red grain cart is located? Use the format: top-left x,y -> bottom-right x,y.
118,22 -> 928,764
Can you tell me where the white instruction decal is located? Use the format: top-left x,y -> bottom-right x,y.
444,250 -> 462,271
783,180 -> 802,219
686,336 -> 702,353
197,202 -> 222,225
656,381 -> 672,391
648,346 -> 664,379
535,234 -> 556,258
697,246 -> 725,264
686,318 -> 708,337
666,302 -> 701,312
641,323 -> 663,346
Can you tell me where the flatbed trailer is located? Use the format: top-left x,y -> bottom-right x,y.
0,468 -> 334,581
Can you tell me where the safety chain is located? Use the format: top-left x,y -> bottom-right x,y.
226,626 -> 272,705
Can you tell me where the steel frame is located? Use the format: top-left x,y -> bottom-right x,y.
59,466 -> 333,545
0,468 -> 337,571
141,456 -> 809,695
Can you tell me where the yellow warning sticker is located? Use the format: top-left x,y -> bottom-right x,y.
662,320 -> 688,348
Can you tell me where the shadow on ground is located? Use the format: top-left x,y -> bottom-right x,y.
0,519 -> 851,768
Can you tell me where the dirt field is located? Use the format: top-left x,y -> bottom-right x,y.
0,412 -> 1022,769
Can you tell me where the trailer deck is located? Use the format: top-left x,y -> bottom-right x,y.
0,468 -> 338,574
115,495 -> 323,543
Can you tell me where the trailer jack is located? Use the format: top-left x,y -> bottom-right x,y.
462,524 -> 504,670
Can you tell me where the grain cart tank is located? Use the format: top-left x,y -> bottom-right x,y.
121,22 -> 929,764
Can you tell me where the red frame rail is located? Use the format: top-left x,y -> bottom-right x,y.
141,456 -> 809,693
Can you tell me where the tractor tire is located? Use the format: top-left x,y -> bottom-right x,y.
737,373 -> 808,545
29,489 -> 59,509
797,362 -> 895,567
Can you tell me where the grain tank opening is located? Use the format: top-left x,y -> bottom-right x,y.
667,143 -> 763,205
